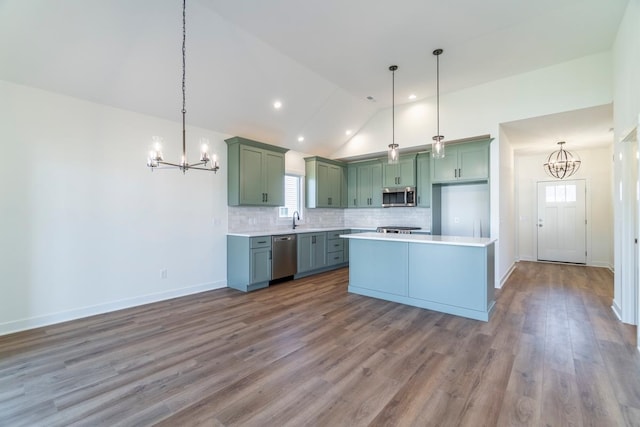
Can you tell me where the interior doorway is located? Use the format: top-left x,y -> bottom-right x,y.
537,179 -> 586,263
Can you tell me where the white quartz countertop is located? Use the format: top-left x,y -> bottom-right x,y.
341,232 -> 496,247
227,227 -> 376,237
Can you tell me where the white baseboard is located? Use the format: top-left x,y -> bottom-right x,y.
0,280 -> 227,337
498,262 -> 517,289
611,301 -> 623,322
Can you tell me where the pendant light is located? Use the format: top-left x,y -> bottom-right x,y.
146,0 -> 219,173
432,49 -> 445,159
543,141 -> 581,179
387,65 -> 399,164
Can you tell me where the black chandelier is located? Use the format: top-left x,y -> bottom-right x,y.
543,141 -> 581,179
146,0 -> 219,173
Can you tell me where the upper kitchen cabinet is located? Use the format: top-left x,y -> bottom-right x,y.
382,155 -> 416,187
305,157 -> 346,208
431,139 -> 491,184
416,152 -> 431,207
226,137 -> 288,206
348,159 -> 382,208
347,164 -> 358,208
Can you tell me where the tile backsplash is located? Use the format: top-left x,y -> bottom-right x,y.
228,206 -> 431,232
344,207 -> 431,230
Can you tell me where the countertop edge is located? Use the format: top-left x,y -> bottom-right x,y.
341,232 -> 496,247
227,227 -> 377,238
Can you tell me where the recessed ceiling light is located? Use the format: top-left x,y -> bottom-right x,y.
345,130 -> 352,136
297,136 -> 304,142
408,94 -> 417,100
273,100 -> 282,109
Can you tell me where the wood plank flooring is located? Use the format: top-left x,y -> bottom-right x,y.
1,261 -> 639,426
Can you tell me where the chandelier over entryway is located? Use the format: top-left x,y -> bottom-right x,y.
543,141 -> 581,179
146,0 -> 219,173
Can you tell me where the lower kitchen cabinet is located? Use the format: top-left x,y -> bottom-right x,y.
327,230 -> 347,266
227,235 -> 272,292
297,232 -> 327,273
228,229 -> 353,292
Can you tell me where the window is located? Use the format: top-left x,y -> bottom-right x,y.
545,184 -> 577,203
279,174 -> 302,217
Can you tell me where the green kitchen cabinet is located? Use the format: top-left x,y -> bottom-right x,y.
431,139 -> 490,183
227,235 -> 272,292
297,232 -> 327,273
347,159 -> 382,208
327,229 -> 348,266
356,160 -> 383,207
347,164 -> 358,208
416,152 -> 431,207
226,136 -> 289,206
305,157 -> 346,208
382,155 -> 416,187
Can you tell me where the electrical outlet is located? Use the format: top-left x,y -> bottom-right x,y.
161,269 -> 167,279
454,217 -> 460,224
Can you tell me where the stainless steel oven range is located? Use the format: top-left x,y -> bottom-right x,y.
375,226 -> 421,234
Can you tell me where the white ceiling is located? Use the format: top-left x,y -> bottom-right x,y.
0,0 -> 627,156
501,104 -> 614,153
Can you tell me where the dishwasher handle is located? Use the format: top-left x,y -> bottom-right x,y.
273,236 -> 295,241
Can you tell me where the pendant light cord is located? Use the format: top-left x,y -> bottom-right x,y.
436,52 -> 440,139
181,0 -> 187,162
392,67 -> 395,146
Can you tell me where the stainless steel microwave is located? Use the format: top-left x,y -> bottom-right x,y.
382,187 -> 416,207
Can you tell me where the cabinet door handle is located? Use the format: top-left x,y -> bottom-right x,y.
269,250 -> 272,260
353,198 -> 356,206
458,168 -> 461,178
454,169 -> 457,178
312,235 -> 316,244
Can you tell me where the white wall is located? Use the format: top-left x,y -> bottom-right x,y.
515,147 -> 613,268
612,0 -> 640,324
333,52 -> 613,287
0,80 -> 229,335
498,129 -> 516,285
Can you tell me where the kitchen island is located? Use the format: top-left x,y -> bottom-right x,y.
341,232 -> 496,321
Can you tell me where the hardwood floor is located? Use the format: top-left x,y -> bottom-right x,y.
1,262 -> 639,426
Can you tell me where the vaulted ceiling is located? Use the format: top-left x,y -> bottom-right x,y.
0,0 -> 628,156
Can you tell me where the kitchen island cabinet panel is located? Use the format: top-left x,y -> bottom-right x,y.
348,239 -> 408,296
408,243 -> 492,312
343,233 -> 495,321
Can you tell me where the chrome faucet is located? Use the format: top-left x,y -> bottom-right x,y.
292,211 -> 300,229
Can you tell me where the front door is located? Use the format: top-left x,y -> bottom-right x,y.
537,179 -> 586,263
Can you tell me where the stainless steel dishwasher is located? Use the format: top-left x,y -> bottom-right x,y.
271,234 -> 297,280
